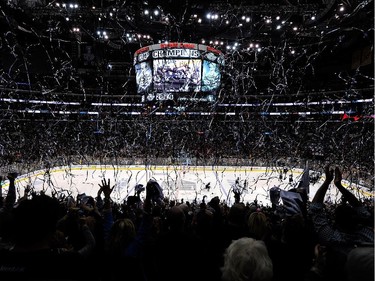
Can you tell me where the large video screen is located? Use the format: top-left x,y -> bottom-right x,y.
135,61 -> 152,93
133,43 -> 225,102
153,59 -> 201,92
201,61 -> 221,92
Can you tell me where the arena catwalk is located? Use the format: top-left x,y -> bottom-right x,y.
1,165 -> 372,206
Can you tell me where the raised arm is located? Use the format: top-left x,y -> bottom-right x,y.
4,172 -> 18,209
333,167 -> 361,208
98,178 -> 115,241
99,178 -> 115,210
312,166 -> 334,204
0,176 -> 3,208
76,216 -> 96,258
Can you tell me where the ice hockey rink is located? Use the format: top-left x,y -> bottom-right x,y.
1,165 -> 373,206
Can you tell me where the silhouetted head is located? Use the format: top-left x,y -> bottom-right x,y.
228,203 -> 247,226
107,218 -> 136,256
334,204 -> 358,233
167,205 -> 186,231
345,246 -> 374,281
247,211 -> 270,240
12,194 -> 62,246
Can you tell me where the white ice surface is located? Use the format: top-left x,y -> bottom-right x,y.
1,165 -> 373,206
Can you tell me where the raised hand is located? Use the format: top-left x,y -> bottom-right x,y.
99,178 -> 115,199
324,165 -> 334,183
312,165 -> 334,203
334,167 -> 343,187
333,167 -> 361,207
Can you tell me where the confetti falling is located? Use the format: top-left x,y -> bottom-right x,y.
0,1 -> 373,201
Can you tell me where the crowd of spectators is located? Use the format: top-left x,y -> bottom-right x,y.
0,118 -> 373,181
0,165 -> 373,281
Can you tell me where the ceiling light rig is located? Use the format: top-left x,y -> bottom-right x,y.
2,0 -> 373,81
13,0 -> 351,56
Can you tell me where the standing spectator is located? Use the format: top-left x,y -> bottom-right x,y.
146,204 -> 212,281
100,179 -> 152,281
309,166 -> 374,245
307,165 -> 374,280
0,173 -> 18,249
0,193 -> 97,281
